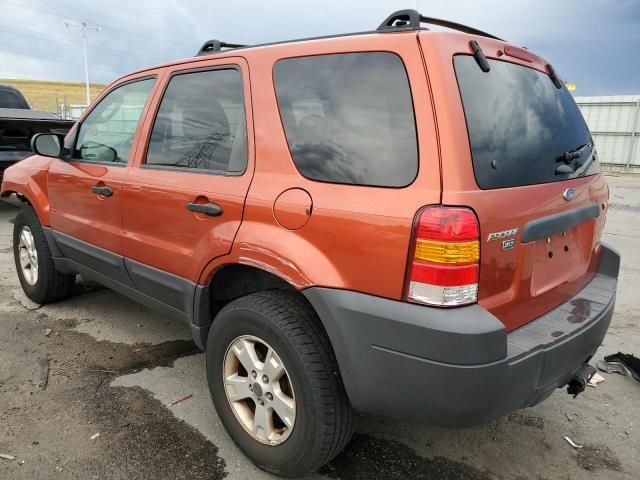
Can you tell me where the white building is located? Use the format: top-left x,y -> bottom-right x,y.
575,95 -> 640,173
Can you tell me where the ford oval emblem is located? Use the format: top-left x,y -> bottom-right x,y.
563,188 -> 576,201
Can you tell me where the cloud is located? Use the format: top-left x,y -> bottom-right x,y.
1,0 -> 638,95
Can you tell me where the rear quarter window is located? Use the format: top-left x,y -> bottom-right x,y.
454,56 -> 600,189
273,52 -> 418,187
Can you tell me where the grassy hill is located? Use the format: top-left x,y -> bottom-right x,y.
0,78 -> 107,113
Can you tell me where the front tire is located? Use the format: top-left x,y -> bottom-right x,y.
13,205 -> 75,304
206,291 -> 353,478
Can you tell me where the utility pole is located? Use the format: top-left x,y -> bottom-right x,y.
64,20 -> 101,106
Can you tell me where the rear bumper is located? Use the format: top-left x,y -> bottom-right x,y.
304,243 -> 619,427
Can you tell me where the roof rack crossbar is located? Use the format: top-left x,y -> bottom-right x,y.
377,9 -> 503,41
197,39 -> 247,56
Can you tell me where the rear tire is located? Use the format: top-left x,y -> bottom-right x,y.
206,290 -> 353,477
13,205 -> 75,304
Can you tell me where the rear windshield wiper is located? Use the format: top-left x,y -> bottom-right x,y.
577,151 -> 598,177
555,142 -> 592,174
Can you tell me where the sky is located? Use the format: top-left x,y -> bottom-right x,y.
1,0 -> 639,96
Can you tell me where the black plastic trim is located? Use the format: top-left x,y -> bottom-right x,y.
42,227 -> 64,258
51,231 -> 134,287
303,243 -> 619,425
598,242 -> 621,278
197,40 -> 247,56
193,284 -> 211,328
124,257 -> 197,315
547,63 -> 563,89
469,40 -> 490,72
53,257 -> 190,326
377,9 -> 503,40
521,203 -> 600,242
44,229 -> 203,344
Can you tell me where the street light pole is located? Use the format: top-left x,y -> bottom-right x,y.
65,20 -> 101,106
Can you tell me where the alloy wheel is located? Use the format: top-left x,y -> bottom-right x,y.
223,335 -> 296,445
18,226 -> 38,286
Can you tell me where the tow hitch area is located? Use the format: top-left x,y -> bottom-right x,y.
567,364 -> 597,398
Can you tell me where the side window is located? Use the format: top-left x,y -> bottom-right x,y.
145,68 -> 247,174
273,52 -> 418,187
74,78 -> 154,164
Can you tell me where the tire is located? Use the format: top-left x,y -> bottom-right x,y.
206,290 -> 354,477
13,205 -> 75,304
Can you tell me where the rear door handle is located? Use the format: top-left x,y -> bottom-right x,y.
91,185 -> 113,197
186,202 -> 223,216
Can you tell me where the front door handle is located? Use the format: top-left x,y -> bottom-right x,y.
91,185 -> 113,197
186,201 -> 223,217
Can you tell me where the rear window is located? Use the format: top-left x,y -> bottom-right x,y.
0,88 -> 29,109
454,56 -> 600,189
273,52 -> 418,187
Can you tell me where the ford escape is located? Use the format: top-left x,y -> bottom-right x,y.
1,10 -> 620,478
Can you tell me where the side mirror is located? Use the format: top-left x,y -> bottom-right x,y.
31,133 -> 65,158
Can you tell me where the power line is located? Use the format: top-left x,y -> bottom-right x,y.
4,0 -> 203,49
0,23 -> 174,64
64,0 -> 252,44
0,45 -> 84,68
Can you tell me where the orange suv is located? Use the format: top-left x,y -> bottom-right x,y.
1,10 -> 620,477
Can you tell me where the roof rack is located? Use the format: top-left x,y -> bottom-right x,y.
197,39 -> 247,56
194,10 -> 502,58
377,9 -> 503,41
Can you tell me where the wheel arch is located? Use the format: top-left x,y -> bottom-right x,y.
191,262 -> 337,358
1,170 -> 52,226
191,224 -> 347,357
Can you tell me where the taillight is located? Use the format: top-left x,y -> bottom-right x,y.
405,206 -> 480,307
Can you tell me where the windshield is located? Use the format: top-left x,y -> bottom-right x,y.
454,56 -> 599,189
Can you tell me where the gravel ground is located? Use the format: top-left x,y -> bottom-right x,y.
1,174 -> 639,479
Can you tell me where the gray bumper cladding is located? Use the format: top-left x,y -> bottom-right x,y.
304,243 -> 620,427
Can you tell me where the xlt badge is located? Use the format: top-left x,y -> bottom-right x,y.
487,228 -> 518,242
502,239 -> 516,250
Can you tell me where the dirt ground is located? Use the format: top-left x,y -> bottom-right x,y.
1,174 -> 639,480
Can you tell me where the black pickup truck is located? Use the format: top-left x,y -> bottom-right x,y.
0,85 -> 75,180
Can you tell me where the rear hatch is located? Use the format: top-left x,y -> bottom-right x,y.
426,35 -> 608,331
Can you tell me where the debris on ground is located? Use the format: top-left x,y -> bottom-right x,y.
508,412 -> 544,429
39,358 -> 49,390
44,328 -> 52,337
50,367 -> 118,374
597,360 -> 627,376
169,394 -> 193,407
603,352 -> 640,382
0,453 -> 16,460
90,433 -> 100,440
577,445 -> 623,472
564,436 -> 583,449
587,373 -> 605,387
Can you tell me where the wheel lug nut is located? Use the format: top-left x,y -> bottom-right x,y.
266,392 -> 273,401
249,384 -> 253,391
262,375 -> 269,383
257,399 -> 264,406
251,371 -> 257,379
